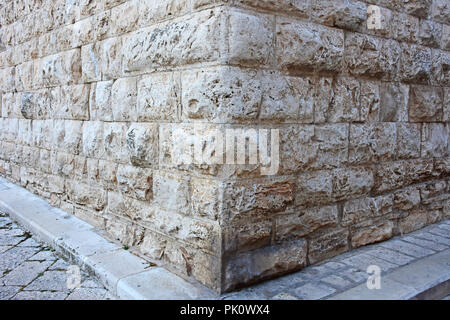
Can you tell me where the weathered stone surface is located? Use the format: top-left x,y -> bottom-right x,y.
181,67 -> 261,122
126,123 -> 158,168
111,77 -> 137,122
397,123 -> 421,159
349,123 -> 397,164
379,82 -> 409,122
421,123 -> 449,158
351,221 -> 394,248
224,239 -> 307,291
277,18 -> 344,72
310,0 -> 366,31
137,72 -> 180,121
408,85 -> 443,122
431,0 -> 450,24
309,229 -> 349,264
123,8 -> 226,73
400,44 -> 432,83
228,10 -> 274,66
275,205 -> 338,241
345,33 -> 400,80
399,209 -> 428,234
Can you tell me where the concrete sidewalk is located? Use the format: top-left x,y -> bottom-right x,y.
1,177 -> 449,300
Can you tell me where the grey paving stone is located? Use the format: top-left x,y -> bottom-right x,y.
321,275 -> 354,289
48,259 -> 70,271
0,246 -> 41,271
365,247 -> 416,266
428,227 -> 450,238
81,279 -> 103,289
341,252 -> 398,272
379,240 -> 436,258
66,287 -> 109,300
438,224 -> 450,231
12,290 -> 68,300
402,236 -> 448,251
271,292 -> 299,300
25,270 -> 70,292
0,285 -> 21,300
412,231 -> 450,246
0,246 -> 12,254
29,249 -> 58,261
0,231 -> 27,246
338,268 -> 369,284
294,282 -> 336,300
0,218 -> 11,228
17,238 -> 40,247
1,260 -> 53,286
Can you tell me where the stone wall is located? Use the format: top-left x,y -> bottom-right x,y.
0,0 -> 449,293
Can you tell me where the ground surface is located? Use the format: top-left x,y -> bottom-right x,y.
0,211 -> 116,300
1,206 -> 449,300
222,220 -> 450,300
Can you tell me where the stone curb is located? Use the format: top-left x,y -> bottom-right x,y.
329,248 -> 450,300
0,177 -> 217,300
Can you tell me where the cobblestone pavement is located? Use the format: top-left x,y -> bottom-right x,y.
0,211 -> 116,300
222,220 -> 450,300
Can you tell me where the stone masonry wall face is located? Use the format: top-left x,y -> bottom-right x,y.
0,0 -> 449,293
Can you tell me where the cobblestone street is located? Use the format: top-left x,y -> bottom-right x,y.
0,211 -> 115,300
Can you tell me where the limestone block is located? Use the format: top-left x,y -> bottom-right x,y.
126,123 -> 158,168
15,61 -> 34,92
190,178 -> 222,221
431,0 -> 450,24
123,8 -> 226,73
276,205 -> 338,241
431,49 -> 450,86
223,179 -> 295,221
223,239 -> 307,292
103,122 -> 129,163
260,72 -> 314,123
105,216 -> 144,247
399,209 -> 428,233
139,0 -> 191,27
345,33 -> 401,80
153,171 -> 190,214
55,84 -> 90,120
360,80 -> 380,122
342,195 -> 394,226
418,20 -> 442,48
351,221 -> 394,248
181,67 -> 261,123
89,80 -> 114,121
38,49 -> 81,87
400,44 -> 432,83
236,0 -> 310,17
349,123 -> 397,164
137,72 -> 180,122
394,187 -> 421,210
409,85 -> 443,122
442,25 -> 450,51
310,0 -> 366,31
82,121 -> 105,158
277,18 -> 344,72
228,10 -> 274,66
421,123 -> 449,158
379,82 -> 409,122
397,123 -> 421,159
111,77 -> 137,122
391,13 -> 419,43
308,229 -> 349,264
117,165 -> 153,201
110,0 -> 139,35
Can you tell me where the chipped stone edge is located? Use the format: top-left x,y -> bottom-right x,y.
0,177 -> 217,300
